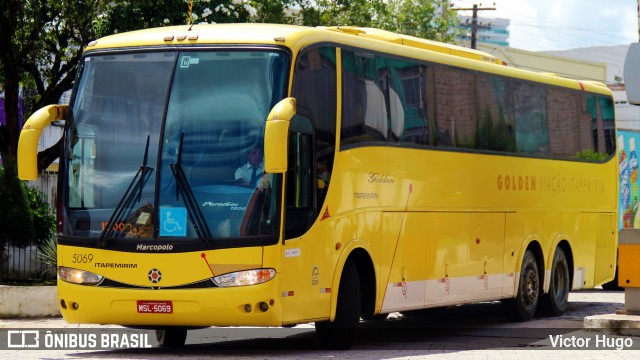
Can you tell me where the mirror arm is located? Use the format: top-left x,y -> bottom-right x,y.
18,105 -> 68,180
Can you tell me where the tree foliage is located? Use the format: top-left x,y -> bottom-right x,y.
25,186 -> 57,248
0,0 -> 458,255
1,0 -> 459,173
384,0 -> 458,43
310,0 -> 390,27
0,158 -> 36,249
0,158 -> 55,254
296,0 -> 458,43
0,0 -> 106,163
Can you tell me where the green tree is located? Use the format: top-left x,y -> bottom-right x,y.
250,0 -> 296,24
309,0 -> 390,27
0,0 -> 458,279
0,159 -> 36,249
0,159 -> 57,281
93,0 -> 256,36
0,0 -> 108,169
1,0 -> 458,170
25,186 -> 56,248
294,0 -> 457,43
383,0 -> 458,43
0,0 -> 265,171
0,0 -> 459,249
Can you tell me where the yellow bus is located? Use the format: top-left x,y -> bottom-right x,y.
18,24 -> 618,349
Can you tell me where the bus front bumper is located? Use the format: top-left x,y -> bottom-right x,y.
56,279 -> 283,327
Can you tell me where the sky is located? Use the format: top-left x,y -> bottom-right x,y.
452,0 -> 639,51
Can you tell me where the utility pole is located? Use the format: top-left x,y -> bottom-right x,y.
452,3 -> 497,49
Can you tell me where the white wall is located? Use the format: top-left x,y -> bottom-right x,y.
0,285 -> 59,318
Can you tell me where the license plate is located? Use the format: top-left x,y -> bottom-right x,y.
137,300 -> 173,314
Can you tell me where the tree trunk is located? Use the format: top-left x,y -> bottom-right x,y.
0,77 -> 21,159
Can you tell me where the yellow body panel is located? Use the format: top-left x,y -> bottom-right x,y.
320,146 -> 617,313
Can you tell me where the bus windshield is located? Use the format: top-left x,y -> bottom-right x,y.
64,49 -> 288,244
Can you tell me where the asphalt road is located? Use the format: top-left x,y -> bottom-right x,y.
1,289 -> 639,359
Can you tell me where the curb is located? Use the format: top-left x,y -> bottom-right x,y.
0,285 -> 60,318
584,313 -> 640,336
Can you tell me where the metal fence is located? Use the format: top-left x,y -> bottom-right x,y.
0,162 -> 58,284
0,171 -> 60,284
0,244 -> 56,284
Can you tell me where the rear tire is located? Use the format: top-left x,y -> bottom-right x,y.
156,328 -> 187,347
539,247 -> 570,316
362,313 -> 388,321
602,264 -> 622,291
502,250 -> 539,322
315,261 -> 361,349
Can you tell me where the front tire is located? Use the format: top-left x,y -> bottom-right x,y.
315,261 -> 361,349
156,328 -> 187,347
539,247 -> 570,316
502,249 -> 539,322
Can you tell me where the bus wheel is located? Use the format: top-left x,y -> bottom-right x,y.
602,264 -> 622,291
362,313 -> 388,321
315,261 -> 361,349
502,250 -> 539,322
156,328 -> 187,347
540,247 -> 570,316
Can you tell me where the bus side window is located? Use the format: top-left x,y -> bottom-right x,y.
388,60 -> 427,145
599,96 -> 615,155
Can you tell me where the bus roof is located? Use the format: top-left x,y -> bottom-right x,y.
86,23 -> 611,96
324,26 -> 505,65
88,23 -> 502,63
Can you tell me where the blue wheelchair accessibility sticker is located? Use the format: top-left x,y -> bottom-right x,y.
159,207 -> 187,237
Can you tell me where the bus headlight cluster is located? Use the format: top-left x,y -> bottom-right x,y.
213,269 -> 276,287
59,266 -> 103,285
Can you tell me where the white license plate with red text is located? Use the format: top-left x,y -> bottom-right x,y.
137,300 -> 173,314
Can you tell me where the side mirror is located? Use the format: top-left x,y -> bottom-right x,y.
264,98 -> 296,173
18,105 -> 68,180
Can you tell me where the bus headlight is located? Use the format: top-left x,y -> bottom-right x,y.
59,266 -> 103,285
212,268 -> 276,287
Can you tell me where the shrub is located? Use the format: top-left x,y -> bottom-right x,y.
25,186 -> 56,248
0,156 -> 36,248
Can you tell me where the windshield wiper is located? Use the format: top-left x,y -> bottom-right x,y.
98,135 -> 154,246
170,133 -> 212,245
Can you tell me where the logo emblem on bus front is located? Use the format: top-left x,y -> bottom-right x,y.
148,268 -> 162,284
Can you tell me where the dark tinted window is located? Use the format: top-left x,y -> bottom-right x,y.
291,46 -> 338,209
292,47 -> 337,153
340,48 -> 615,162
341,51 -> 387,144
